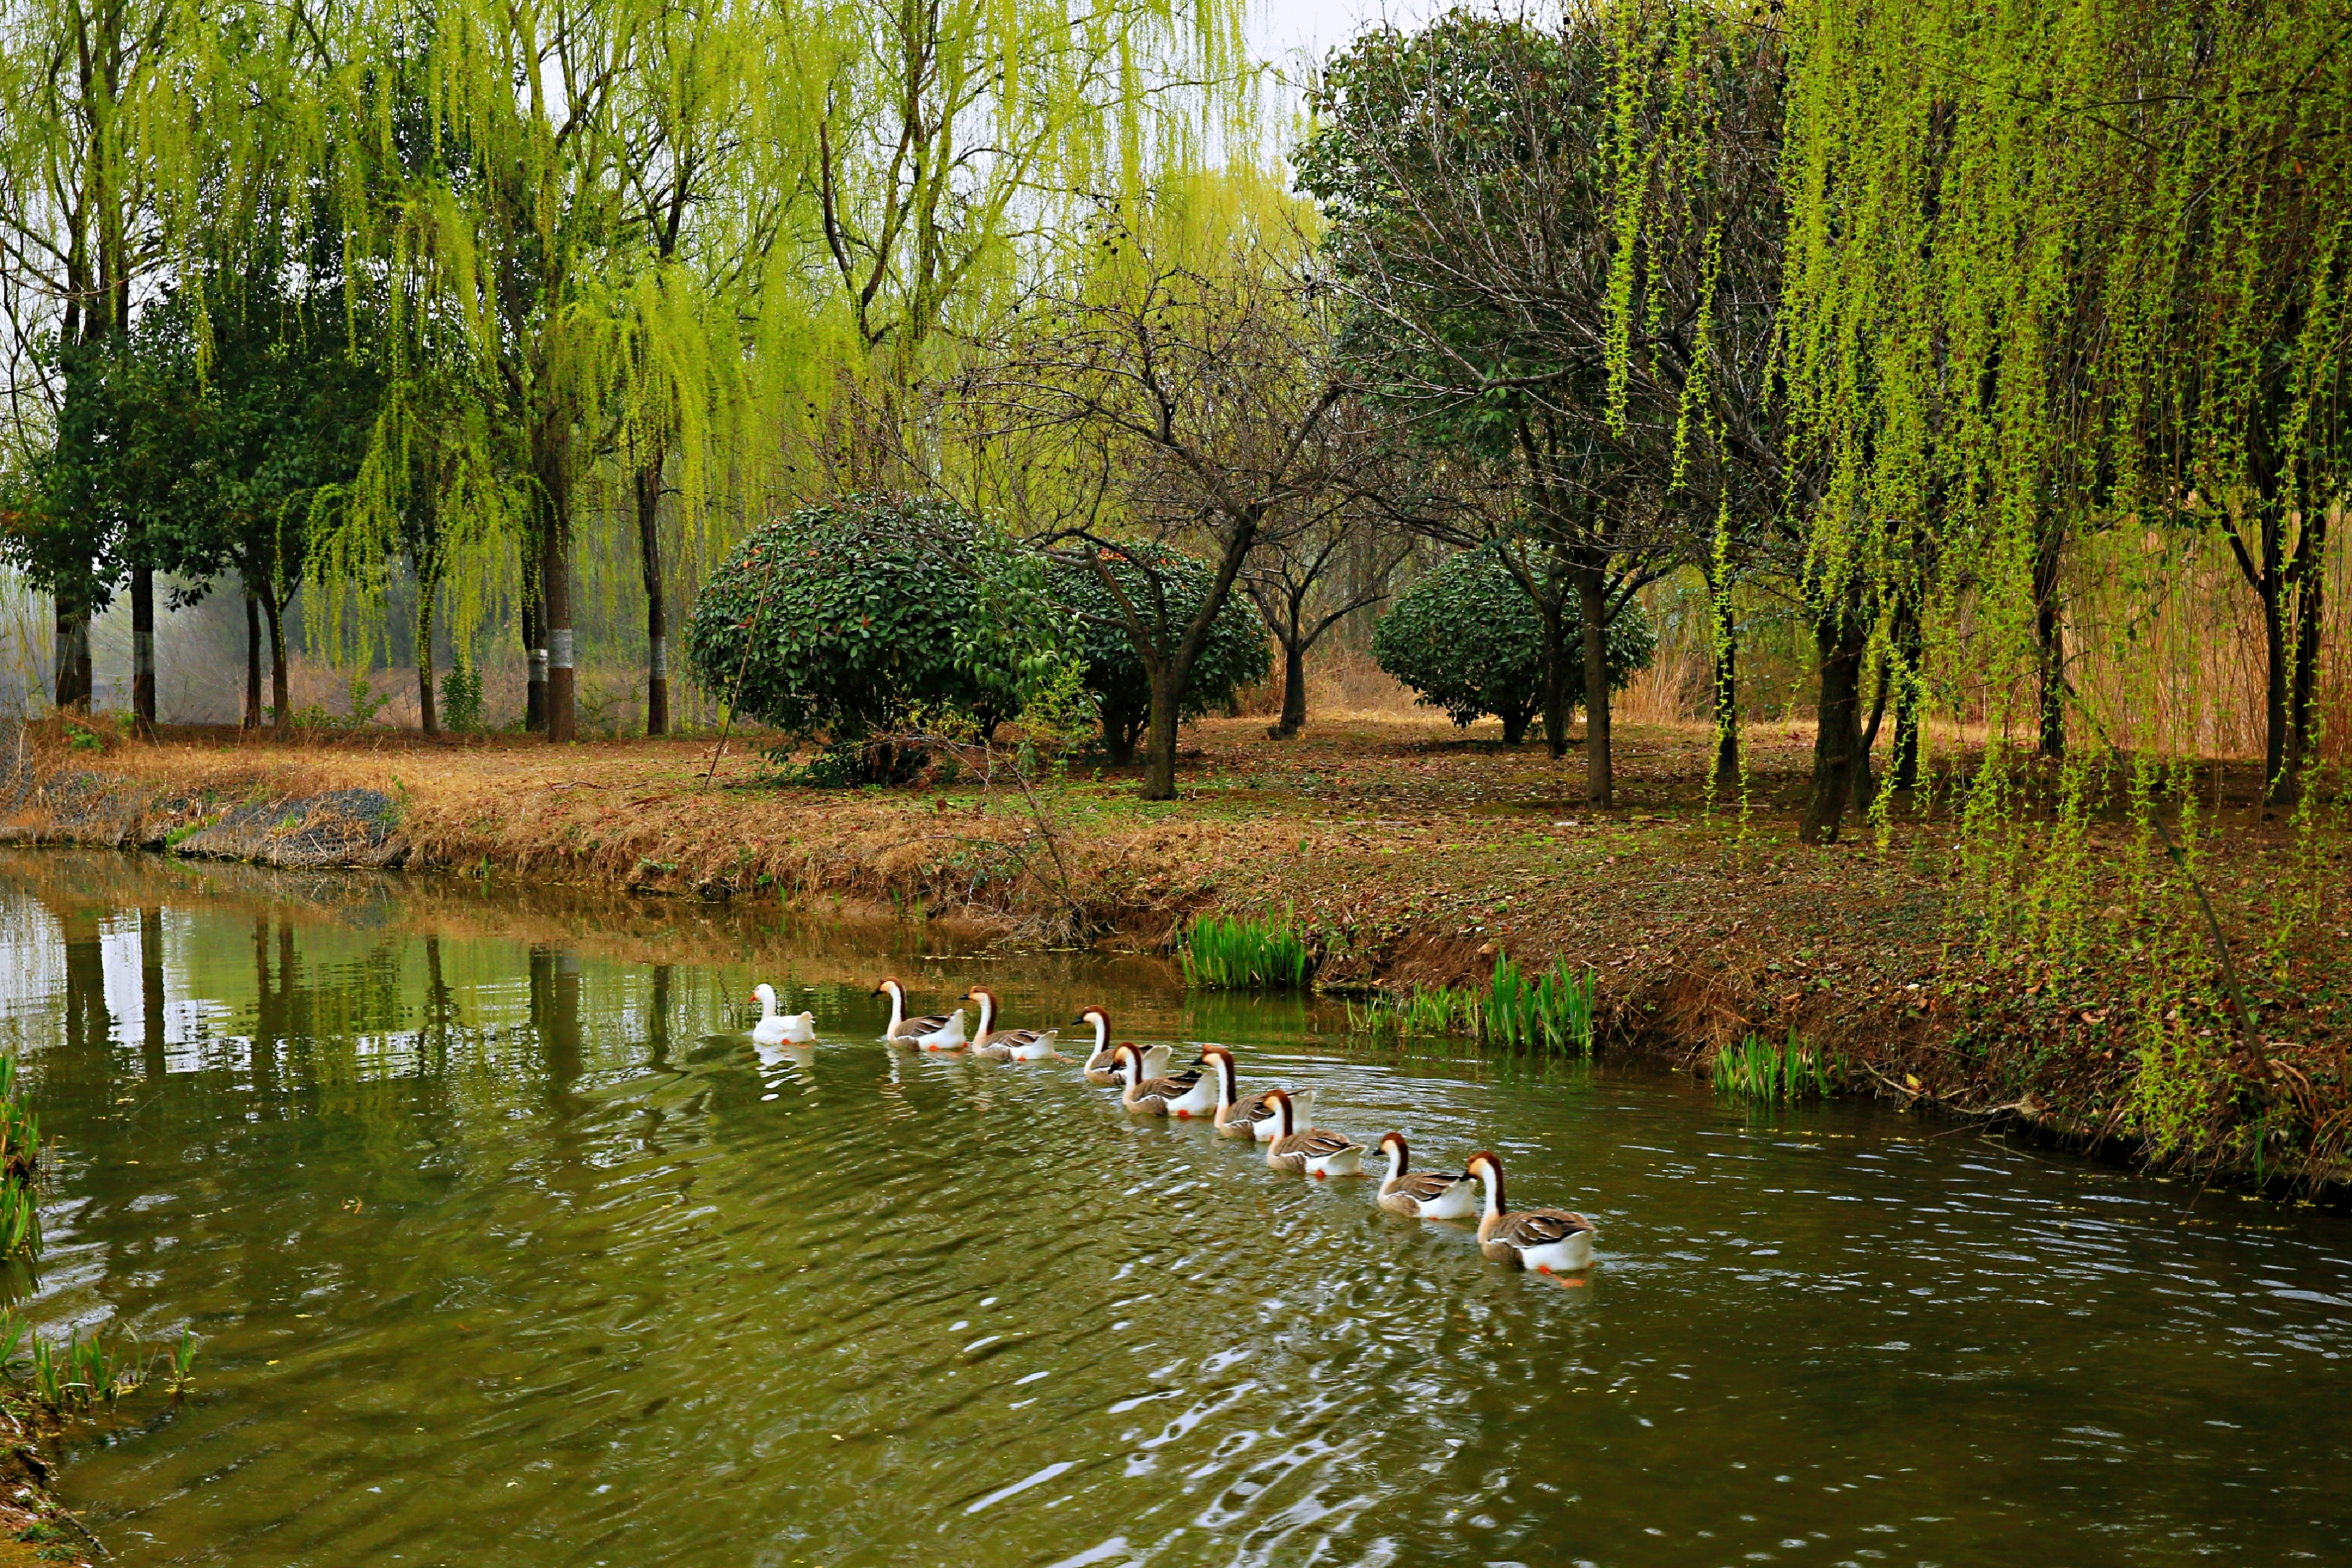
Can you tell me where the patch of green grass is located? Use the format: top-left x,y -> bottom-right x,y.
1183,909 -> 1312,989
1349,952 -> 1597,1055
1712,1027 -> 1843,1101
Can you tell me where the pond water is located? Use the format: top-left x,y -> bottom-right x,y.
0,849 -> 2348,1567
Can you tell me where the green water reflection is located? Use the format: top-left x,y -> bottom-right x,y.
0,850 -> 2346,1567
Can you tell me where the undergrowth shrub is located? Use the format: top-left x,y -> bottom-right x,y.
1052,543 -> 1270,764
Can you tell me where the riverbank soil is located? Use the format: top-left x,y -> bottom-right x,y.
6,711 -> 2347,1189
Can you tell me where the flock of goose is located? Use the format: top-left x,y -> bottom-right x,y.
750,978 -> 1599,1274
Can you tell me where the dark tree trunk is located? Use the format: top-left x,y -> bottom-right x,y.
523,597 -> 545,733
53,595 -> 91,711
131,562 -> 156,737
2033,522 -> 2066,758
1577,568 -> 1612,807
2279,508 -> 2327,805
1712,592 -> 1740,794
1538,596 -> 1571,762
1140,663 -> 1181,801
416,582 -> 438,737
243,589 -> 263,730
1801,600 -> 1870,844
637,459 -> 669,736
264,591 -> 291,738
541,484 -> 576,743
1501,709 -> 1530,746
1274,635 -> 1307,738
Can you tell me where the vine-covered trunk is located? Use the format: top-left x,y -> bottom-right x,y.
1275,635 -> 1307,737
2258,571 -> 2291,804
636,458 -> 669,737
1577,569 -> 1612,807
243,589 -> 262,730
131,563 -> 156,738
52,596 -> 91,711
1538,597 -> 1571,761
2033,520 -> 2065,757
2279,510 -> 2329,804
523,597 -> 545,733
416,584 -> 438,737
1800,600 -> 1869,844
1712,592 -> 1740,794
264,591 -> 290,738
1140,661 -> 1182,800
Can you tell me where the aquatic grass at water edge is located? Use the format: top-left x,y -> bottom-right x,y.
1183,910 -> 1312,990
1349,953 -> 1598,1055
1712,1028 -> 1843,1101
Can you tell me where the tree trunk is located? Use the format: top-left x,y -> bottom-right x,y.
1274,635 -> 1307,738
131,562 -> 156,738
637,458 -> 669,736
2279,508 -> 2328,805
1501,709 -> 1530,746
2259,568 -> 2290,804
1801,601 -> 1869,844
1538,596 -> 1571,762
1577,569 -> 1613,807
1712,592 -> 1740,794
243,589 -> 262,730
542,488 -> 576,743
523,597 -> 545,733
53,595 -> 91,711
1140,662 -> 1181,801
416,581 -> 438,737
2033,521 -> 2066,758
265,591 -> 290,738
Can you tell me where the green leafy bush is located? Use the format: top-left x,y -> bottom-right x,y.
439,654 -> 483,732
686,494 -> 1048,767
1052,543 -> 1270,763
1371,550 -> 1654,743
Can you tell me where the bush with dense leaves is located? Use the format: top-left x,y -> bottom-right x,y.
1053,544 -> 1271,762
1372,550 -> 1654,743
685,494 -> 1026,751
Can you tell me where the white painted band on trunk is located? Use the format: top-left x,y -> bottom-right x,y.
528,650 -> 548,679
549,629 -> 575,670
648,637 -> 667,680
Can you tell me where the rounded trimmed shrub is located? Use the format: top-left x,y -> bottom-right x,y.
685,493 -> 1016,747
1372,550 -> 1655,743
1053,543 -> 1271,763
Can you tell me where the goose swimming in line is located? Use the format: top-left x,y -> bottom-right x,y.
1258,1088 -> 1365,1177
1465,1152 -> 1597,1273
1375,1132 -> 1479,1220
913,1008 -> 969,1052
963,987 -> 1058,1061
750,984 -> 816,1047
1074,1008 -> 1122,1082
874,977 -> 952,1043
1112,1042 -> 1214,1118
1199,1046 -> 1309,1142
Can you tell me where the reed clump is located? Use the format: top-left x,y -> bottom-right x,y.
1183,910 -> 1312,990
1351,953 -> 1598,1054
1712,1028 -> 1843,1101
0,1055 -> 38,1259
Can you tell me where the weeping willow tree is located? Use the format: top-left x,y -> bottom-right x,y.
1773,0 -> 2351,1156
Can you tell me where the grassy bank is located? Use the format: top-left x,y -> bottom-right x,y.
5,710 -> 2349,1193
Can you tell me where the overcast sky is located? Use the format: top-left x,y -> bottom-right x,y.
1249,0 -> 1450,81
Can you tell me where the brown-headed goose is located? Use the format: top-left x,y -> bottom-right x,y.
1259,1088 -> 1365,1177
1111,1042 -> 1213,1117
874,977 -> 951,1043
1199,1047 -> 1310,1141
1074,1007 -> 1123,1082
1375,1132 -> 1479,1219
1465,1151 -> 1597,1272
963,987 -> 1059,1061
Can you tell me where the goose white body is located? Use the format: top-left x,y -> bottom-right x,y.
750,985 -> 814,1047
1376,1135 -> 1479,1220
874,978 -> 950,1043
1259,1089 -> 1366,1177
1251,1086 -> 1312,1142
915,1009 -> 970,1051
1468,1153 -> 1598,1273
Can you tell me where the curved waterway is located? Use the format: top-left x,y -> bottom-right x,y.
0,850 -> 2346,1567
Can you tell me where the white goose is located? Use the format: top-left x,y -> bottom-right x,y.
1466,1152 -> 1597,1273
1375,1132 -> 1479,1220
1259,1087 -> 1365,1177
750,984 -> 816,1047
1074,1007 -> 1122,1083
874,976 -> 952,1044
1112,1042 -> 1215,1118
